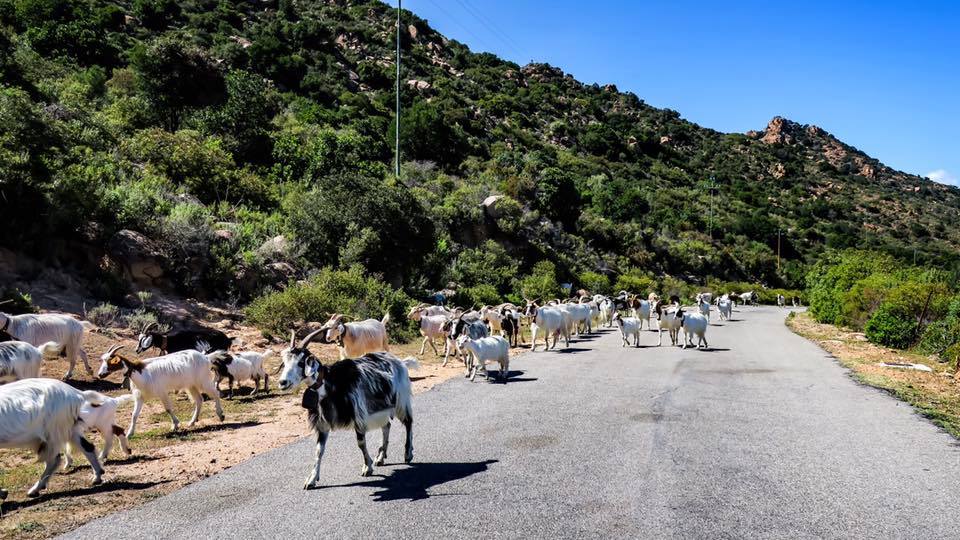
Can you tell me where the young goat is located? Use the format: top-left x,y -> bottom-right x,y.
0,312 -> 94,379
680,311 -> 709,349
208,350 -> 273,398
136,322 -> 233,355
64,392 -> 134,469
717,297 -> 733,321
0,341 -> 62,382
632,300 -> 654,330
457,335 -> 510,382
657,304 -> 684,347
0,379 -> 103,501
500,307 -> 521,347
277,329 -> 418,489
320,314 -> 390,360
444,316 -> 489,367
98,345 -> 224,437
612,312 -> 642,347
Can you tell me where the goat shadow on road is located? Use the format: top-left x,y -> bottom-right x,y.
474,370 -> 537,384
309,459 -> 499,502
1,480 -> 171,513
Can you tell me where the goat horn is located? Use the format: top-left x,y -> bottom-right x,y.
106,344 -> 125,357
298,328 -> 326,349
289,330 -> 296,349
142,322 -> 158,333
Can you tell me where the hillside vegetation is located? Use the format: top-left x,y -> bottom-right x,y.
1,0 -> 958,312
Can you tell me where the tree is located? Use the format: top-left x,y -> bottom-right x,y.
536,167 -> 581,230
131,36 -> 226,130
393,100 -> 468,168
519,261 -> 560,301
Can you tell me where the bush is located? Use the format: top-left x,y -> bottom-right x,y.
578,271 -> 610,296
454,284 -> 502,308
86,303 -> 120,327
448,240 -> 518,294
124,309 -> 159,332
865,304 -> 916,349
517,260 -> 560,301
613,268 -> 655,295
245,266 -> 415,342
1,288 -> 36,314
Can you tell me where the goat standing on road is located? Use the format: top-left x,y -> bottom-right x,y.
278,329 -> 418,489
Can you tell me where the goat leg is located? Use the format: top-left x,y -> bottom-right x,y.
73,433 -> 103,487
28,452 -> 62,498
375,424 -> 390,466
304,431 -> 328,489
355,429 -> 374,476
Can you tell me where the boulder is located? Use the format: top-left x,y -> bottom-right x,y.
257,235 -> 289,262
107,230 -> 166,287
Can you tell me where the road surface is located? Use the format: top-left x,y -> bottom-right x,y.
68,307 -> 960,539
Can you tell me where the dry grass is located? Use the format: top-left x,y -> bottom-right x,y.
786,311 -> 960,438
0,321 -> 519,539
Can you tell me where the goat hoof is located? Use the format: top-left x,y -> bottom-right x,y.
91,476 -> 103,486
360,465 -> 373,477
26,487 -> 41,498
218,413 -> 225,422
374,456 -> 385,466
404,452 -> 413,464
303,479 -> 318,490
0,488 -> 7,500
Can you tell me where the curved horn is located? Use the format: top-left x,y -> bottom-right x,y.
141,322 -> 158,334
289,330 -> 296,349
298,328 -> 327,349
105,344 -> 125,357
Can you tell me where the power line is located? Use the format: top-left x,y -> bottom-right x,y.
450,0 -> 524,59
395,0 -> 401,179
421,0 -> 498,53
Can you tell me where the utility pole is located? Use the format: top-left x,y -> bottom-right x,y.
395,0 -> 402,179
777,229 -> 782,271
708,176 -> 716,239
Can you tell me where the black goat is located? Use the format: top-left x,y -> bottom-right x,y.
135,323 -> 233,354
500,308 -> 520,348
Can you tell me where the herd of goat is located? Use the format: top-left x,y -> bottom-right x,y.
0,287 -> 778,507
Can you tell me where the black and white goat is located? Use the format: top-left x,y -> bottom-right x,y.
500,306 -> 521,347
0,312 -> 94,379
208,350 -> 272,398
443,315 -> 489,367
0,379 -> 104,501
135,322 -> 233,355
612,312 -> 641,347
277,329 -> 418,489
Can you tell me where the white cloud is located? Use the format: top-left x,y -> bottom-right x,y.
926,169 -> 959,186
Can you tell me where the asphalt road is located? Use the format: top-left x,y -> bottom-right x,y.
68,307 -> 960,539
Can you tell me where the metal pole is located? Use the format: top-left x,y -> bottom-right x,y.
777,229 -> 781,271
395,0 -> 401,179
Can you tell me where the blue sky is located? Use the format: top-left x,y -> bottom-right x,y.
387,1 -> 959,185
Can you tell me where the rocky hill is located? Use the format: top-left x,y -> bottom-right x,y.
0,0 -> 956,306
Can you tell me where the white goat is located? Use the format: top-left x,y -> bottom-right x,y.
480,305 -> 504,336
457,335 -> 510,382
697,297 -> 711,321
633,300 -> 654,330
0,313 -> 94,379
718,297 -> 733,321
208,350 -> 273,398
408,307 -> 450,357
64,392 -> 134,469
0,341 -> 62,382
97,345 -> 224,437
680,311 -> 709,349
321,314 -> 390,360
658,304 -> 683,347
599,298 -> 616,327
0,379 -> 103,500
525,302 -> 569,351
565,302 -> 593,336
612,312 -> 641,347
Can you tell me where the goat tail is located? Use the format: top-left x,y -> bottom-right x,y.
401,356 -> 420,372
37,341 -> 64,357
112,393 -> 137,407
381,312 -> 391,326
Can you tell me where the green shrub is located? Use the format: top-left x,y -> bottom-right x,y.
0,288 -> 36,314
517,260 -> 560,301
124,309 -> 160,332
86,303 -> 120,327
454,284 -> 502,308
865,304 -> 917,349
578,271 -> 610,296
245,266 -> 416,342
448,240 -> 518,294
613,269 -> 655,295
